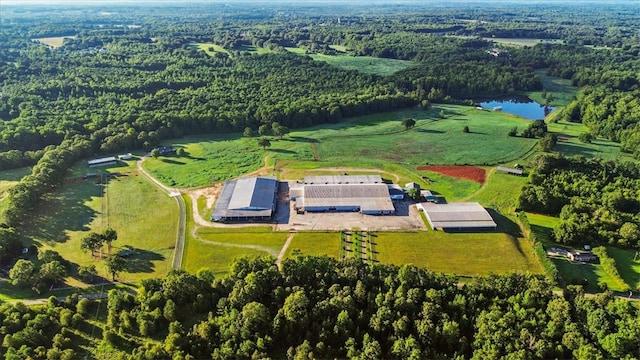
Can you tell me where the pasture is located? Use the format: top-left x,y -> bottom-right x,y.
486,38 -> 564,47
285,47 -> 413,76
20,161 -> 178,286
143,105 -> 536,189
548,120 -> 635,161
528,70 -> 578,107
374,231 -> 542,276
32,36 -> 76,48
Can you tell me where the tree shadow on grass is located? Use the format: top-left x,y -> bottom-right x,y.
160,158 -> 186,165
22,180 -> 101,244
269,148 -> 297,154
118,247 -> 165,274
284,136 -> 319,143
415,128 -> 445,134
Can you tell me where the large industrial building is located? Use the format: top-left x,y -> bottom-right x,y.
418,202 -> 497,230
292,175 -> 395,215
211,176 -> 279,222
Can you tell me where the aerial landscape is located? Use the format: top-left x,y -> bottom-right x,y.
0,0 -> 639,358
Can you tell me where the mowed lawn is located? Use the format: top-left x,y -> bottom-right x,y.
184,227 -> 288,276
548,120 -> 635,161
284,232 -> 341,259
375,231 -> 543,276
21,161 -> 178,286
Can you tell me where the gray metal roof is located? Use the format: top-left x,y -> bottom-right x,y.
211,177 -> 278,220
297,183 -> 394,212
420,202 -> 497,229
303,175 -> 383,185
88,156 -> 117,166
496,166 -> 523,175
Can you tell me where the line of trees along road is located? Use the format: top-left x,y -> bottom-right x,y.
3,255 -> 639,359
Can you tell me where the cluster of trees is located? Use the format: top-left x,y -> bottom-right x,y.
4,255 -> 638,359
8,250 -> 68,294
519,155 -> 640,247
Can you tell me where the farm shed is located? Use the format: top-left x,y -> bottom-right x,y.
496,166 -> 523,176
418,202 -> 497,230
88,156 -> 117,167
118,153 -> 133,160
211,176 -> 279,222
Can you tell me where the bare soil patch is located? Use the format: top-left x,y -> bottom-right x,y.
416,165 -> 486,184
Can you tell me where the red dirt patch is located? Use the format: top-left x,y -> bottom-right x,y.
416,165 -> 486,184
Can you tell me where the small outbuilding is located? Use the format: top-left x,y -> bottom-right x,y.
496,166 -> 523,176
388,184 -> 405,200
88,156 -> 117,168
567,251 -> 598,263
405,182 -> 421,190
118,153 -> 133,160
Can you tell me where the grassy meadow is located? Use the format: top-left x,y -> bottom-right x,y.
144,105 -> 536,188
32,36 -> 76,48
19,161 -> 178,287
375,231 -> 542,276
285,47 -> 413,76
547,120 -> 635,161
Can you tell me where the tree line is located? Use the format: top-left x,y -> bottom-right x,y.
519,154 -> 640,247
2,255 -> 640,359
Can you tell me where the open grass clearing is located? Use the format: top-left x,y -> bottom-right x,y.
19,160 -> 178,288
465,170 -> 528,214
548,121 -> 635,161
285,47 -> 413,76
284,232 -> 340,259
32,36 -> 76,48
375,231 -> 542,276
528,70 -> 577,107
192,43 -> 232,58
487,38 -> 564,47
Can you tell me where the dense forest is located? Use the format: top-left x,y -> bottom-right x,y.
519,155 -> 640,247
2,255 -> 640,359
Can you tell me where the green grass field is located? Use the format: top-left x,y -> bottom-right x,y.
286,47 -> 413,76
375,231 -> 542,276
487,38 -> 564,47
528,70 -> 578,107
143,105 -> 537,188
548,120 -> 635,161
284,232 -> 341,259
19,161 -> 178,287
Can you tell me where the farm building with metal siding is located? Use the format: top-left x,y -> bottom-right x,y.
295,175 -> 395,215
88,156 -> 117,167
418,202 -> 497,230
211,177 -> 279,222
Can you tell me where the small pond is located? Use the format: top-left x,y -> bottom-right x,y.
479,96 -> 554,120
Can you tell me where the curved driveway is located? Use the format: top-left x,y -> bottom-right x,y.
137,158 -> 185,270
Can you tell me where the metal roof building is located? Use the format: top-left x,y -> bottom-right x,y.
211,177 -> 279,222
418,202 -> 497,230
295,176 -> 395,215
88,156 -> 117,167
303,175 -> 385,185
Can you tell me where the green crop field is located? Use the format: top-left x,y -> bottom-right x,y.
19,161 -> 178,287
286,47 -> 413,76
375,231 -> 542,276
486,38 -> 564,47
